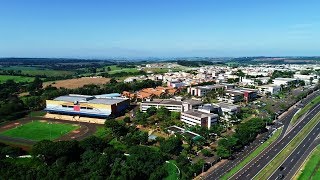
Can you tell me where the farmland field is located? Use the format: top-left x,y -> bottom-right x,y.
103,65 -> 139,74
0,75 -> 34,83
44,77 -> 110,89
0,121 -> 79,141
0,66 -> 74,77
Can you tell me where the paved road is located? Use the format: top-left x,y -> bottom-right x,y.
284,138 -> 320,179
232,103 -> 320,179
205,90 -> 320,180
270,134 -> 320,180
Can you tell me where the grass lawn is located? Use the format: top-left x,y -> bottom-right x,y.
1,66 -> 74,77
221,127 -> 283,180
291,95 -> 320,125
165,160 -> 180,180
29,111 -> 46,117
0,75 -> 34,83
104,65 -> 139,74
295,145 -> 320,180
255,112 -> 320,179
0,121 -> 79,141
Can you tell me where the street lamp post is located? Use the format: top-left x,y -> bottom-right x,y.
166,161 -> 180,180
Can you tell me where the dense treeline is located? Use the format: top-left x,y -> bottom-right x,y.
0,115 -> 203,179
271,70 -> 294,79
177,60 -> 214,67
101,70 -> 147,78
217,118 -> 267,158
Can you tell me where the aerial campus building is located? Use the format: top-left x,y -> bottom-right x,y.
45,94 -> 129,124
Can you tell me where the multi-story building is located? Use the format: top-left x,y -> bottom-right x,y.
257,84 -> 281,95
219,88 -> 258,103
214,102 -> 240,121
187,85 -> 225,97
181,109 -> 219,129
140,98 -> 203,112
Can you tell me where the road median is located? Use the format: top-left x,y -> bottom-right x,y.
254,112 -> 320,179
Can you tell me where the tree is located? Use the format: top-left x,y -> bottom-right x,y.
149,166 -> 168,180
160,136 -> 183,155
146,106 -> 157,116
123,130 -> 148,146
310,77 -> 314,85
156,106 -> 170,121
28,76 -> 43,92
123,116 -> 131,123
105,119 -> 128,138
109,78 -> 117,84
123,146 -> 166,179
170,111 -> 180,120
135,111 -> 149,125
32,140 -> 81,165
79,136 -> 108,152
218,136 -> 238,157
217,146 -> 231,158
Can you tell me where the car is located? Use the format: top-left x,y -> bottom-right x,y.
277,174 -> 285,179
279,166 -> 285,171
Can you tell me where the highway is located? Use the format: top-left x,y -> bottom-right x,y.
269,129 -> 320,180
204,90 -> 320,180
284,138 -> 320,179
232,103 -> 320,179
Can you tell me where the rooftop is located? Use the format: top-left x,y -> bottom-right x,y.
215,102 -> 239,110
274,78 -> 297,81
182,109 -> 218,118
53,94 -> 128,105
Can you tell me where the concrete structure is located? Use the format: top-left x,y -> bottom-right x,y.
273,78 -> 297,86
293,74 -> 318,85
241,78 -> 255,86
140,98 -> 203,112
187,85 -> 225,97
257,84 -> 281,95
167,81 -> 186,88
214,102 -> 240,121
219,88 -> 258,103
220,90 -> 244,103
181,109 -> 219,128
45,94 -> 130,120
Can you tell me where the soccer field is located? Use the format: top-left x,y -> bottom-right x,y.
0,121 -> 79,141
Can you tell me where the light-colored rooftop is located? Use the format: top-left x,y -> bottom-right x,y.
53,94 -> 128,105
182,109 -> 218,118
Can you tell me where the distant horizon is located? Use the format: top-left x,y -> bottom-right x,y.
0,55 -> 320,60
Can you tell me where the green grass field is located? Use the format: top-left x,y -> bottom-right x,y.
296,145 -> 320,180
0,75 -> 34,83
1,66 -> 74,77
255,112 -> 320,179
291,95 -> 320,125
0,121 -> 79,141
165,160 -> 179,180
103,65 -> 139,74
221,127 -> 283,180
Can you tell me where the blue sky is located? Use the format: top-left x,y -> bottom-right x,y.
0,0 -> 320,58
